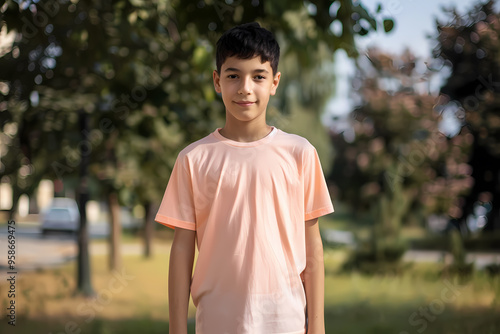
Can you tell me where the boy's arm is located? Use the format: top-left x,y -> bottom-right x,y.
304,218 -> 325,334
169,227 -> 196,334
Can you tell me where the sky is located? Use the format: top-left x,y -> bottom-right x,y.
322,0 -> 489,135
356,0 -> 476,57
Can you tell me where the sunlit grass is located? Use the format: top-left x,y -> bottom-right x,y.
0,240 -> 498,334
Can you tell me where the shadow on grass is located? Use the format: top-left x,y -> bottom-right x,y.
324,303 -> 499,334
2,248 -> 498,334
0,317 -> 194,334
1,305 -> 499,334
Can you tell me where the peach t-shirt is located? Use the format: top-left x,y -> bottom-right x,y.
155,126 -> 334,334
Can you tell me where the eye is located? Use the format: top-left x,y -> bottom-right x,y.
255,75 -> 265,80
227,74 -> 238,79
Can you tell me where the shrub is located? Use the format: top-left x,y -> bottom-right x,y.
342,237 -> 408,275
442,229 -> 474,279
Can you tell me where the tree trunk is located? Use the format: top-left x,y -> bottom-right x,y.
76,110 -> 94,296
77,184 -> 94,296
8,181 -> 21,221
107,191 -> 122,271
143,202 -> 153,258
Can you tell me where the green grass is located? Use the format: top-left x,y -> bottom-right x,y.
1,239 -> 499,334
323,249 -> 500,333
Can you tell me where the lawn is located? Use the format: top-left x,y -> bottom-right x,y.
0,238 -> 499,334
318,203 -> 429,242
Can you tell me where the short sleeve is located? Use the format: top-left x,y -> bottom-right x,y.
154,154 -> 196,230
302,146 -> 334,221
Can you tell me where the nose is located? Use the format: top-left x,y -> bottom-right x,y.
238,76 -> 252,95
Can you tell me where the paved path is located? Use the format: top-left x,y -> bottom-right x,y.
0,222 -> 170,271
323,229 -> 500,269
402,250 -> 500,270
1,225 -> 499,271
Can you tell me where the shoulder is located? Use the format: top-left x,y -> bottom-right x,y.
176,131 -> 219,161
274,129 -> 317,153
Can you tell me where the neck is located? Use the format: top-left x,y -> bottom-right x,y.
219,115 -> 272,142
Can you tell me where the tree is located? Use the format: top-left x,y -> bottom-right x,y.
329,48 -> 472,272
0,0 -> 393,280
0,0 -> 186,276
433,0 -> 500,233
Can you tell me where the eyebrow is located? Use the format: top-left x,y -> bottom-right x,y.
224,67 -> 269,74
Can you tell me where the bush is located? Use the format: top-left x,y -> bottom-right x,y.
408,233 -> 500,251
342,237 -> 408,275
442,229 -> 474,278
485,263 -> 500,277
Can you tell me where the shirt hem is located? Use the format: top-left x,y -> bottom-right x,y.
196,329 -> 305,334
283,329 -> 306,334
305,205 -> 334,221
154,214 -> 196,230
270,329 -> 306,334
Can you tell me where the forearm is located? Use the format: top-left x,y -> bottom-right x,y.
304,219 -> 325,334
168,228 -> 195,334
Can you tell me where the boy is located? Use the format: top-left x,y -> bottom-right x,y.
155,22 -> 334,334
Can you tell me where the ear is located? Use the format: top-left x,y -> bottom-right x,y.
270,71 -> 281,96
213,70 -> 221,94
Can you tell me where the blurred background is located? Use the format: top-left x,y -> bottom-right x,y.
1,0 -> 500,333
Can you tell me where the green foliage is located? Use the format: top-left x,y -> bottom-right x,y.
450,229 -> 466,265
330,47 -> 474,272
0,0 -> 194,210
0,0 -> 392,213
383,18 -> 394,32
444,229 -> 475,278
409,232 -> 500,251
433,0 -> 500,231
342,238 -> 409,275
348,174 -> 411,273
329,48 -> 473,221
435,1 -> 500,152
343,182 -> 410,274
375,169 -> 412,236
486,263 -> 500,277
342,175 -> 410,274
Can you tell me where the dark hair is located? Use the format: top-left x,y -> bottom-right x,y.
215,22 -> 280,75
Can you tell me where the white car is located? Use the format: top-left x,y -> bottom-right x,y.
41,198 -> 80,234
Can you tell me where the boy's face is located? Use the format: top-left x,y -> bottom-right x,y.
213,56 -> 281,125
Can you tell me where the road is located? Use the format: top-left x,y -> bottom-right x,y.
0,221 -> 112,271
0,225 -> 498,272
322,229 -> 500,270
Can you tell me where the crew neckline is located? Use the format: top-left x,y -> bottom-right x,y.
212,126 -> 278,147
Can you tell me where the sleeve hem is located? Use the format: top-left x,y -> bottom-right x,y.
305,205 -> 334,221
154,214 -> 196,231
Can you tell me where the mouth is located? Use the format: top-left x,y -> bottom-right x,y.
234,101 -> 255,107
